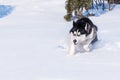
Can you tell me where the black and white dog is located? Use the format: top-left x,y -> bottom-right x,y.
69,17 -> 98,55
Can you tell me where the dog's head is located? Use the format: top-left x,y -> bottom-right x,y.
70,18 -> 92,45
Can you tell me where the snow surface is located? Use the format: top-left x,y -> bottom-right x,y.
0,0 -> 120,80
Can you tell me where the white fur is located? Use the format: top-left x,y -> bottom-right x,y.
69,33 -> 76,55
69,27 -> 97,55
69,42 -> 75,55
82,28 -> 95,51
85,24 -> 88,31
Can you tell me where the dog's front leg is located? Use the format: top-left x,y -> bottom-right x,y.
69,43 -> 75,55
83,44 -> 91,52
83,31 -> 95,52
69,34 -> 76,55
83,40 -> 92,52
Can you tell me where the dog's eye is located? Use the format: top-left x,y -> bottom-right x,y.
77,34 -> 80,36
73,34 -> 76,36
77,32 -> 80,36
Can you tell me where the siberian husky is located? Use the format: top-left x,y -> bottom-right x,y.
69,17 -> 98,55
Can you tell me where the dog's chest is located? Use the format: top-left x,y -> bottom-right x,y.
75,43 -> 86,53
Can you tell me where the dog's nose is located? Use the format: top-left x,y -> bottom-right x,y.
73,40 -> 77,44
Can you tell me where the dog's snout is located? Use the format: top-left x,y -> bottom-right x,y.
73,39 -> 77,44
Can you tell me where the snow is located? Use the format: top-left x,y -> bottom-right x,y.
0,0 -> 120,80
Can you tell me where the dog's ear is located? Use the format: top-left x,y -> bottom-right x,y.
85,23 -> 91,34
73,21 -> 76,27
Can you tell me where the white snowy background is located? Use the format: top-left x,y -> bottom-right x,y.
0,0 -> 120,80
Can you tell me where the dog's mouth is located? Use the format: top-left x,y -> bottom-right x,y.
74,43 -> 77,45
73,40 -> 77,45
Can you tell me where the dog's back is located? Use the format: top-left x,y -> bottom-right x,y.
76,17 -> 94,26
76,17 -> 98,31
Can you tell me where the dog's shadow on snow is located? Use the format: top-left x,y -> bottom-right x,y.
92,39 -> 105,51
0,5 -> 14,18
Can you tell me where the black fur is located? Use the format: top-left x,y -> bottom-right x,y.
70,17 -> 97,36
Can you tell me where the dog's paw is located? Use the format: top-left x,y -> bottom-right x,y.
69,48 -> 75,55
83,44 -> 92,52
69,52 -> 75,55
